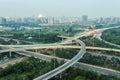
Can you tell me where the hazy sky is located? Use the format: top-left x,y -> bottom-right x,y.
0,0 -> 120,18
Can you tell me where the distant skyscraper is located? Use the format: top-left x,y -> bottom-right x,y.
48,16 -> 53,24
82,15 -> 88,22
53,17 -> 62,24
58,17 -> 62,24
0,17 -> 6,24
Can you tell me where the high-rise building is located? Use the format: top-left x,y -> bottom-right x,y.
53,17 -> 62,24
48,16 -> 53,24
57,17 -> 62,24
0,17 -> 6,24
82,15 -> 88,22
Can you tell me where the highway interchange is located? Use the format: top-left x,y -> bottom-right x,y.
34,39 -> 86,80
0,26 -> 120,80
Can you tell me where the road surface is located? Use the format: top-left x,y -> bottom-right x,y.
0,45 -> 120,54
34,39 -> 86,80
15,50 -> 120,78
0,57 -> 26,68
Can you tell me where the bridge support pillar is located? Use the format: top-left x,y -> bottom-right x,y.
53,49 -> 56,69
76,43 -> 79,46
9,51 -> 11,57
35,49 -> 38,53
60,72 -> 62,79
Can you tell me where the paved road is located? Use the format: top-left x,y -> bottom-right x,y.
103,40 -> 120,48
0,45 -> 120,54
0,26 -> 119,80
0,57 -> 26,68
0,37 -> 20,44
0,26 -> 119,47
1,26 -> 119,47
15,39 -> 86,80
34,39 -> 86,80
15,50 -> 120,78
96,33 -> 120,48
88,51 -> 120,60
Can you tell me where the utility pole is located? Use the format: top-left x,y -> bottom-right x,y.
53,49 -> 56,69
62,37 -> 63,42
103,58 -> 107,67
92,36 -> 95,52
93,37 -> 94,47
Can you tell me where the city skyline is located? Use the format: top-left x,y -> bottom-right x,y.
0,0 -> 120,18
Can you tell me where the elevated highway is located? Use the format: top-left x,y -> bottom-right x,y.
14,50 -> 120,78
0,26 -> 119,80
34,39 -> 86,80
0,45 -> 120,54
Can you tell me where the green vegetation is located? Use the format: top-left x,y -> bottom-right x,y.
0,39 -> 17,45
0,57 -> 62,80
0,52 -> 23,63
102,28 -> 120,45
0,57 -> 119,80
13,32 -> 61,43
80,36 -> 120,49
91,50 -> 120,57
37,48 -> 120,71
51,67 -> 119,80
80,53 -> 120,71
0,25 -> 81,44
0,25 -> 120,80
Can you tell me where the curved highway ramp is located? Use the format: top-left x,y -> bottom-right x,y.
34,39 -> 86,80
